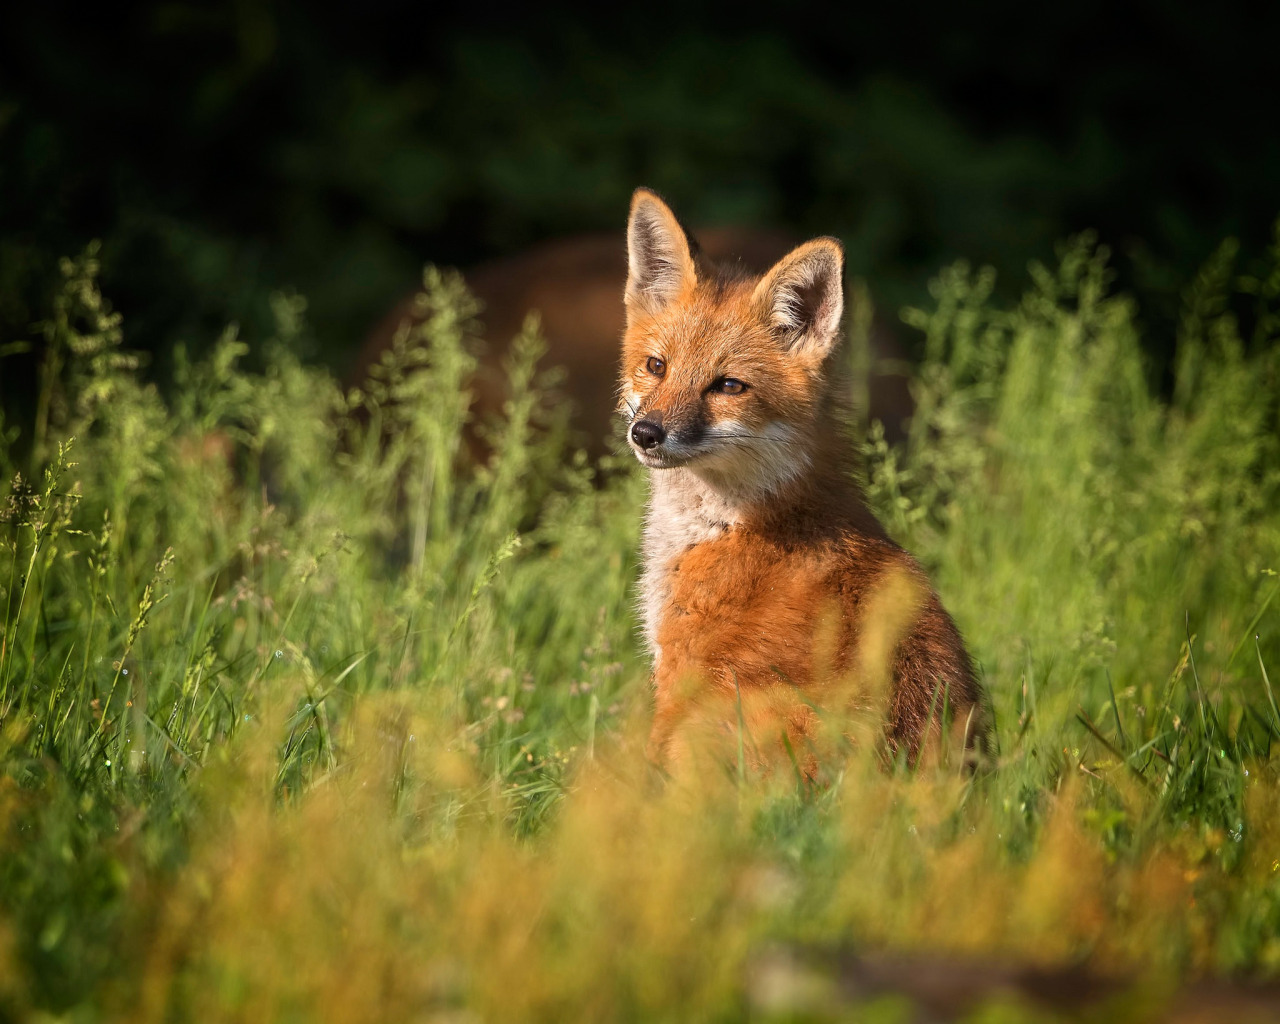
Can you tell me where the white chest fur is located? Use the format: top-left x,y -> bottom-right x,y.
638,468 -> 742,662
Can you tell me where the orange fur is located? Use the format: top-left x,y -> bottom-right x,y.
620,188 -> 989,778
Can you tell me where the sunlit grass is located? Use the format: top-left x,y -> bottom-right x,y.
1,231 -> 1279,1021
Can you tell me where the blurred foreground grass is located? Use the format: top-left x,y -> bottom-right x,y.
1,233 -> 1279,1022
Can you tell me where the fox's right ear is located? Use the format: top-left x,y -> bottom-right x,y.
625,188 -> 698,321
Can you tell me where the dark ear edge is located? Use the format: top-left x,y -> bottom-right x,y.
625,188 -> 699,320
751,237 -> 845,361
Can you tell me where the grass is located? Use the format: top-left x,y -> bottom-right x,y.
1,231 -> 1279,1022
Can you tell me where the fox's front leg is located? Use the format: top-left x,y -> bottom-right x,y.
646,663 -> 682,767
648,657 -> 758,775
646,650 -> 715,771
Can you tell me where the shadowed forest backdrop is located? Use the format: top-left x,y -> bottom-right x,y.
3,0 -> 1279,423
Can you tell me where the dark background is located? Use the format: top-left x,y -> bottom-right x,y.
2,1 -> 1278,425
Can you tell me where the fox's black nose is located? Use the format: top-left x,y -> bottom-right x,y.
630,418 -> 666,450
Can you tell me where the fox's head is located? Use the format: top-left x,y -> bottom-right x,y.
620,188 -> 844,494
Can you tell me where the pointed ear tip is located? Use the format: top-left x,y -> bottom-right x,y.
630,187 -> 663,211
770,236 -> 845,279
812,236 -> 845,262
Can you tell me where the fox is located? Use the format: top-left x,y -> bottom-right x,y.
619,188 -> 990,777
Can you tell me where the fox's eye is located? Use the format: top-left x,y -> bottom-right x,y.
715,377 -> 747,395
645,356 -> 666,377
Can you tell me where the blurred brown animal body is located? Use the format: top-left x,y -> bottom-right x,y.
354,228 -> 912,454
618,189 -> 988,776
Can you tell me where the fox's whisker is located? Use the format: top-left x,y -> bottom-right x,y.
708,431 -> 803,450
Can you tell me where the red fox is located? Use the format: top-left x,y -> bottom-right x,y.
620,188 -> 989,776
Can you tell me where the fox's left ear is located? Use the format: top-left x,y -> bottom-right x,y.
752,238 -> 844,363
625,188 -> 698,322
